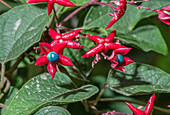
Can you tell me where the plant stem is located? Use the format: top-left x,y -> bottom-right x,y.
101,52 -> 109,59
128,3 -> 157,11
69,75 -> 90,82
94,85 -> 108,105
53,7 -> 60,33
0,0 -> 12,9
60,0 -> 118,26
6,54 -> 24,77
60,2 -> 91,26
0,63 -> 5,90
0,103 -> 8,109
89,105 -> 99,115
0,77 -> 10,100
104,111 -> 132,115
60,26 -> 87,36
82,100 -> 89,112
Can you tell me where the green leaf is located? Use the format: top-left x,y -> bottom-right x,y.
5,73 -> 98,115
107,63 -> 170,96
0,87 -> 18,114
116,25 -> 168,55
130,0 -> 170,29
83,1 -> 168,55
63,38 -> 94,78
34,106 -> 70,115
70,0 -> 89,6
0,4 -> 49,63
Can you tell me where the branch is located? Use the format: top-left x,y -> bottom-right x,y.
53,7 -> 60,33
0,77 -> 11,100
94,85 -> 108,105
60,2 -> 91,25
5,54 -> 24,77
0,0 -> 12,9
0,63 -> 5,90
0,103 -> 8,109
60,0 -> 117,26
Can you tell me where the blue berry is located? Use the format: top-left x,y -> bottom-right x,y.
117,54 -> 124,64
47,52 -> 59,62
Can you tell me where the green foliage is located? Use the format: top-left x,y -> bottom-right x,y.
0,87 -> 18,115
34,106 -> 70,115
5,73 -> 98,115
0,0 -> 170,115
70,0 -> 89,6
0,4 -> 49,63
107,63 -> 170,96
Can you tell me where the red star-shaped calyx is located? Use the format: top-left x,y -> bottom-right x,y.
156,5 -> 170,25
126,94 -> 155,115
35,42 -> 73,78
108,48 -> 134,73
27,0 -> 76,15
49,28 -> 84,49
105,0 -> 127,29
82,30 -> 126,58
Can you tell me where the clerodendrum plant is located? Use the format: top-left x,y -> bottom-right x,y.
0,0 -> 170,115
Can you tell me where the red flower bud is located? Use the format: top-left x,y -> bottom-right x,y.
156,5 -> 170,25
105,0 -> 127,29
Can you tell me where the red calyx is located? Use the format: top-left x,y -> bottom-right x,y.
156,5 -> 170,25
49,28 -> 84,49
105,0 -> 127,29
82,30 -> 126,58
27,0 -> 76,15
126,94 -> 155,115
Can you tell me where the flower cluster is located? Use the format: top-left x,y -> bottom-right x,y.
27,0 -> 135,78
82,30 -> 134,73
35,29 -> 83,78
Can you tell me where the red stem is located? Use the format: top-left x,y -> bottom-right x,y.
60,0 -> 118,26
127,0 -> 149,4
53,8 -> 60,33
0,0 -> 12,9
128,3 -> 157,11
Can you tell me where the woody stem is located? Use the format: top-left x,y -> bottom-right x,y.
0,0 -> 12,9
0,63 -> 5,90
128,3 -> 157,11
60,0 -> 119,25
53,7 -> 60,33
